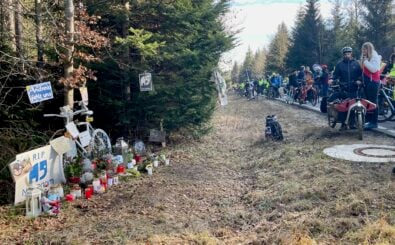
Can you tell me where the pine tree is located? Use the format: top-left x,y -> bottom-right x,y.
88,0 -> 235,137
231,61 -> 240,84
286,6 -> 306,69
324,0 -> 344,68
251,49 -> 266,79
342,0 -> 364,57
240,47 -> 254,82
360,0 -> 393,56
266,22 -> 289,75
286,0 -> 323,69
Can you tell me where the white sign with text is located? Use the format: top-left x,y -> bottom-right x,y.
9,145 -> 63,204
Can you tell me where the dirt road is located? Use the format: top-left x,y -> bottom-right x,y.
2,94 -> 395,244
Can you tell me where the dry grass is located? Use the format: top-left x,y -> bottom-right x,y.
1,94 -> 395,244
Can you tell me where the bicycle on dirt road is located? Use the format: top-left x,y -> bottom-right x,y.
44,101 -> 112,181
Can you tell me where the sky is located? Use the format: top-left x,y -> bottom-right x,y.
221,0 -> 333,69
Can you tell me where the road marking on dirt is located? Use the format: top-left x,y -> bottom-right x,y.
324,144 -> 395,162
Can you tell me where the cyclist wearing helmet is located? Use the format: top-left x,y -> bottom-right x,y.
328,46 -> 362,130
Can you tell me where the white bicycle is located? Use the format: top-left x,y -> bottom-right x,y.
44,101 -> 112,161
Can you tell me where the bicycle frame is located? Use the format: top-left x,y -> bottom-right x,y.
377,83 -> 395,122
44,102 -> 95,157
344,99 -> 366,126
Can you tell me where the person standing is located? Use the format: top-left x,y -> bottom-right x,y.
361,42 -> 382,130
320,65 -> 329,97
328,46 -> 362,130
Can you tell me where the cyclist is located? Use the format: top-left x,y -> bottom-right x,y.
239,82 -> 245,97
328,46 -> 362,130
257,77 -> 265,96
270,73 -> 281,98
297,66 -> 305,81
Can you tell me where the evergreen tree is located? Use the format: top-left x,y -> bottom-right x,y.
88,0 -> 235,137
251,49 -> 266,79
231,61 -> 240,84
266,22 -> 289,75
239,47 -> 254,82
360,0 -> 393,56
286,6 -> 306,69
342,0 -> 364,57
286,0 -> 323,69
324,0 -> 344,68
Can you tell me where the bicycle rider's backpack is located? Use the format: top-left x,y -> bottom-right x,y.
265,115 -> 283,141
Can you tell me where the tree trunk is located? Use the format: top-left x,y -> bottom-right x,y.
1,1 -> 4,44
122,1 -> 131,101
64,0 -> 75,108
2,0 -> 16,51
122,1 -> 130,136
14,0 -> 23,58
35,0 -> 44,67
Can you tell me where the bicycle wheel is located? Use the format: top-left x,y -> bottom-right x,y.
308,89 -> 318,106
90,128 -> 112,158
356,111 -> 364,140
328,112 -> 336,128
378,94 -> 395,122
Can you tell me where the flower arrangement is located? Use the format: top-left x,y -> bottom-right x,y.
64,157 -> 83,183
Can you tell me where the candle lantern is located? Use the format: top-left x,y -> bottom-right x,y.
113,175 -> 119,185
25,187 -> 42,218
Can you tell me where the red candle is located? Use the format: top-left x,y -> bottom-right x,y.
135,155 -> 142,163
85,188 -> 92,199
65,194 -> 74,202
88,185 -> 94,195
117,165 -> 125,174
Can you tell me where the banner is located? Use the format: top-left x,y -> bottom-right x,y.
26,81 -> 54,104
9,145 -> 63,204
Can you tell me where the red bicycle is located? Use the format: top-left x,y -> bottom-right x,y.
295,80 -> 318,106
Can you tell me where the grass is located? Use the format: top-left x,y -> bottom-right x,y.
2,94 -> 395,243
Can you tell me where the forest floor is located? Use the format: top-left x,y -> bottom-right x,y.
2,93 -> 395,244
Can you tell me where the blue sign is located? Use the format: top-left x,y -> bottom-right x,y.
26,81 -> 54,104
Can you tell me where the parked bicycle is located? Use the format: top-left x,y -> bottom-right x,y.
44,101 -> 112,160
377,80 -> 395,122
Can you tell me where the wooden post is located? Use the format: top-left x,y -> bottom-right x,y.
160,119 -> 166,148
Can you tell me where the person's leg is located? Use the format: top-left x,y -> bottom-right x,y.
322,84 -> 328,97
364,80 -> 379,127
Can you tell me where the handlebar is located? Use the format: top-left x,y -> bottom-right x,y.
44,102 -> 92,119
43,114 -> 64,118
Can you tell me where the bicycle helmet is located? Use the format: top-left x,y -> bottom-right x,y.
342,46 -> 352,54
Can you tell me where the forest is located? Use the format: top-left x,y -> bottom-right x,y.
232,0 -> 394,83
0,0 -> 236,193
